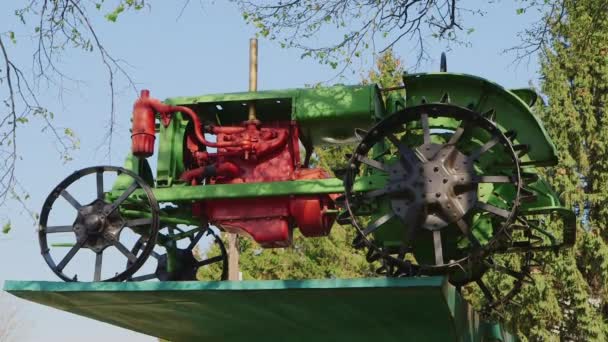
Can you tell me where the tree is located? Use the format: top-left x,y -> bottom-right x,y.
474,1 -> 608,340
236,0 -> 472,70
235,1 -> 570,70
0,1 -> 145,226
537,0 -> 608,339
198,49 -> 405,281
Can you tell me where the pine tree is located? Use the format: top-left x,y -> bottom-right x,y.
496,1 -> 608,340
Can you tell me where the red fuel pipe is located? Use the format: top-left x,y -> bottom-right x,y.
179,161 -> 240,183
131,90 -> 244,158
209,125 -> 247,134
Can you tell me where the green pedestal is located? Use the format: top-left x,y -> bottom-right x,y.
4,277 -> 515,342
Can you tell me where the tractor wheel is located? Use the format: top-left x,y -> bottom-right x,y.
127,224 -> 228,281
38,166 -> 159,282
342,103 -> 525,287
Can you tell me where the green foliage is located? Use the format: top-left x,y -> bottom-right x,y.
100,0 -> 145,22
474,0 -> 608,340
2,221 -> 11,234
361,48 -> 404,90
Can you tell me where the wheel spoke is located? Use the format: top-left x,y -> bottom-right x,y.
107,181 -> 139,214
56,240 -> 83,272
420,113 -> 431,145
492,263 -> 526,280
187,230 -> 205,250
476,202 -> 511,219
197,255 -> 224,267
470,134 -> 500,161
362,213 -> 394,236
363,188 -> 390,199
96,170 -> 104,200
433,230 -> 444,265
476,279 -> 495,301
455,218 -> 481,247
150,250 -> 161,260
124,217 -> 153,228
364,181 -> 409,199
112,239 -> 138,263
130,273 -> 157,281
475,175 -> 512,183
356,155 -> 389,172
447,126 -> 465,145
94,252 -> 103,282
386,134 -> 419,168
44,225 -> 73,233
61,190 -> 82,210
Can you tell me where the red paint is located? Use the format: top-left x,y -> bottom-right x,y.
131,90 -> 157,158
201,121 -> 336,247
131,90 -> 243,158
131,90 -> 336,248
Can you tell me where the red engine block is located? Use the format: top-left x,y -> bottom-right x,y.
130,90 -> 337,248
191,122 -> 336,248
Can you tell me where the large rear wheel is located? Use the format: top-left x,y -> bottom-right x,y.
343,103 -> 523,282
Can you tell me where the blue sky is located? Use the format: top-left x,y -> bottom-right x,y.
0,1 -> 543,341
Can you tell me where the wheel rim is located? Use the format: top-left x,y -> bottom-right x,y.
128,225 -> 228,281
39,166 -> 159,282
344,103 -> 522,279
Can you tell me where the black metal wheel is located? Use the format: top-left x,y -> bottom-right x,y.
39,166 -> 159,282
128,224 -> 228,281
344,103 -> 523,281
459,250 -> 537,314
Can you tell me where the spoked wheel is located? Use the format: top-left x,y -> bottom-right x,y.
128,224 -> 228,281
39,166 -> 159,282
460,251 -> 538,314
344,103 -> 523,281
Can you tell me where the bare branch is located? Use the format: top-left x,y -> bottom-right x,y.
235,0 -> 469,70
0,0 -> 141,215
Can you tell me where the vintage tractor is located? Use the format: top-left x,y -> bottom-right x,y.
38,55 -> 575,310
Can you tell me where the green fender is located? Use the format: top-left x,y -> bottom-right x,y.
403,73 -> 558,167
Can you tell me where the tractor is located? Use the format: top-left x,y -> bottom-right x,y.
38,53 -> 574,311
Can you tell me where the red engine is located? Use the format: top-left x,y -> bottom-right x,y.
131,90 -> 336,248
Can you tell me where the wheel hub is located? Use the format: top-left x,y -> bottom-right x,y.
73,199 -> 125,252
154,249 -> 199,281
389,142 -> 477,231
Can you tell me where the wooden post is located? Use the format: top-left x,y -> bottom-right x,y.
248,38 -> 258,121
228,38 -> 259,281
227,233 -> 240,281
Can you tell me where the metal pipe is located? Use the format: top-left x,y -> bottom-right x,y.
248,38 -> 258,121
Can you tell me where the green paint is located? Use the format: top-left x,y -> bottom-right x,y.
107,72 -> 573,285
403,73 -> 558,166
156,113 -> 188,187
113,175 -> 386,202
4,277 -> 517,342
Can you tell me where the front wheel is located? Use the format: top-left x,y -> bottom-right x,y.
39,166 -> 159,282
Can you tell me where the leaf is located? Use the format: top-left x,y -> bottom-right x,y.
105,4 -> 124,22
2,222 -> 11,234
8,31 -> 16,44
64,127 -> 75,137
516,8 -> 525,15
